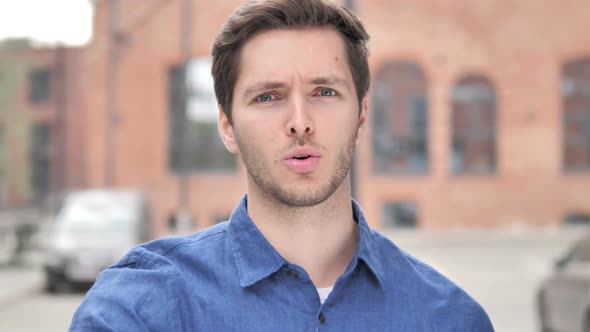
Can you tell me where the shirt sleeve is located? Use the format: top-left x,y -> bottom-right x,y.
68,247 -> 182,332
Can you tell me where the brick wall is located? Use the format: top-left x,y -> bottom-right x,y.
74,0 -> 590,235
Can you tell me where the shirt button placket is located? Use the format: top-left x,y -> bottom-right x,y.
315,312 -> 326,332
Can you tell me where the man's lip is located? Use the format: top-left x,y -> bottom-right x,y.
283,156 -> 320,173
283,147 -> 321,160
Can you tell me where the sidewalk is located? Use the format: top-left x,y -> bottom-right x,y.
383,224 -> 586,248
0,252 -> 44,308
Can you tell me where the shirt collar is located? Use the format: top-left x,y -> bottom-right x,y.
227,196 -> 286,288
352,198 -> 386,287
227,195 -> 386,288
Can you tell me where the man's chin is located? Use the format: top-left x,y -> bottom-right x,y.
276,196 -> 328,208
270,186 -> 334,208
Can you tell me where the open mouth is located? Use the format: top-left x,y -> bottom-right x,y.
283,152 -> 320,173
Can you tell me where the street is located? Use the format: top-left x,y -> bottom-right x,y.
0,292 -> 83,332
0,227 -> 583,331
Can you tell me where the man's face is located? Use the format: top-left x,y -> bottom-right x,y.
219,27 -> 367,207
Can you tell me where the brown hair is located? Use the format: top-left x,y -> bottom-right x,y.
211,0 -> 370,124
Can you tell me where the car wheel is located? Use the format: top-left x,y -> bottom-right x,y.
44,270 -> 68,294
44,271 -> 59,293
45,279 -> 57,293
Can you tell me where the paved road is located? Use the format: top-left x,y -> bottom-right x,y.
0,291 -> 83,332
0,227 -> 583,331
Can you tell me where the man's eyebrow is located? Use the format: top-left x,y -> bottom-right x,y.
243,81 -> 286,99
310,76 -> 349,87
242,76 -> 349,98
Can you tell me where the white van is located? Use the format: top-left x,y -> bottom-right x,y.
43,190 -> 150,292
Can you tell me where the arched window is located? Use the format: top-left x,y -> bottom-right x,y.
562,58 -> 590,172
450,75 -> 496,174
372,61 -> 428,174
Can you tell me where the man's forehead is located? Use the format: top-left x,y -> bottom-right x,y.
235,27 -> 352,90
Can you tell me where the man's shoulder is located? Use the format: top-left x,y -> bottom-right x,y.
368,229 -> 460,289
369,228 -> 471,296
367,229 -> 493,329
114,221 -> 230,271
69,222 -> 232,331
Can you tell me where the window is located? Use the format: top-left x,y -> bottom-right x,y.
29,68 -> 51,103
450,75 -> 497,174
168,65 -> 186,172
562,58 -> 590,172
372,61 -> 428,174
168,58 -> 235,173
30,123 -> 51,201
382,202 -> 417,228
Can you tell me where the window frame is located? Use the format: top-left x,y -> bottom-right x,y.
28,68 -> 52,104
371,60 -> 430,175
450,74 -> 497,175
167,59 -> 237,175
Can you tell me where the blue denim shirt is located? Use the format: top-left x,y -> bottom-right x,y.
70,196 -> 494,331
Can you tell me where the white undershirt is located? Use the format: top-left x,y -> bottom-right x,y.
317,286 -> 334,304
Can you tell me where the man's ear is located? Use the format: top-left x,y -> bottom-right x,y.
218,106 -> 239,154
356,96 -> 369,143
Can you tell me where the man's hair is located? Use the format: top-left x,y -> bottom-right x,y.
211,0 -> 370,124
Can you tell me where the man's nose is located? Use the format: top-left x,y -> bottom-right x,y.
285,96 -> 315,138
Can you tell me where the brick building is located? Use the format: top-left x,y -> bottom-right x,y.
0,40 -> 86,208
7,0 -> 590,236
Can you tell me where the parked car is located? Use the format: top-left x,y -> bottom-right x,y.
43,189 -> 150,292
538,233 -> 590,332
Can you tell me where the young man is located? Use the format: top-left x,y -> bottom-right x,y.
70,0 -> 494,330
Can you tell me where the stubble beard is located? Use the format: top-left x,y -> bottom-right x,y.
236,130 -> 358,208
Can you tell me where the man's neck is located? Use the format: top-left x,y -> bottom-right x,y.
246,180 -> 358,288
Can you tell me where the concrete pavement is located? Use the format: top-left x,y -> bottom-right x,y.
0,265 -> 43,308
0,248 -> 46,308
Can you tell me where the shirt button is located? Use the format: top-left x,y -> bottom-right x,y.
287,270 -> 299,279
318,312 -> 326,324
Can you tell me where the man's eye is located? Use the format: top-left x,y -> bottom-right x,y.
318,88 -> 337,97
255,94 -> 276,103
